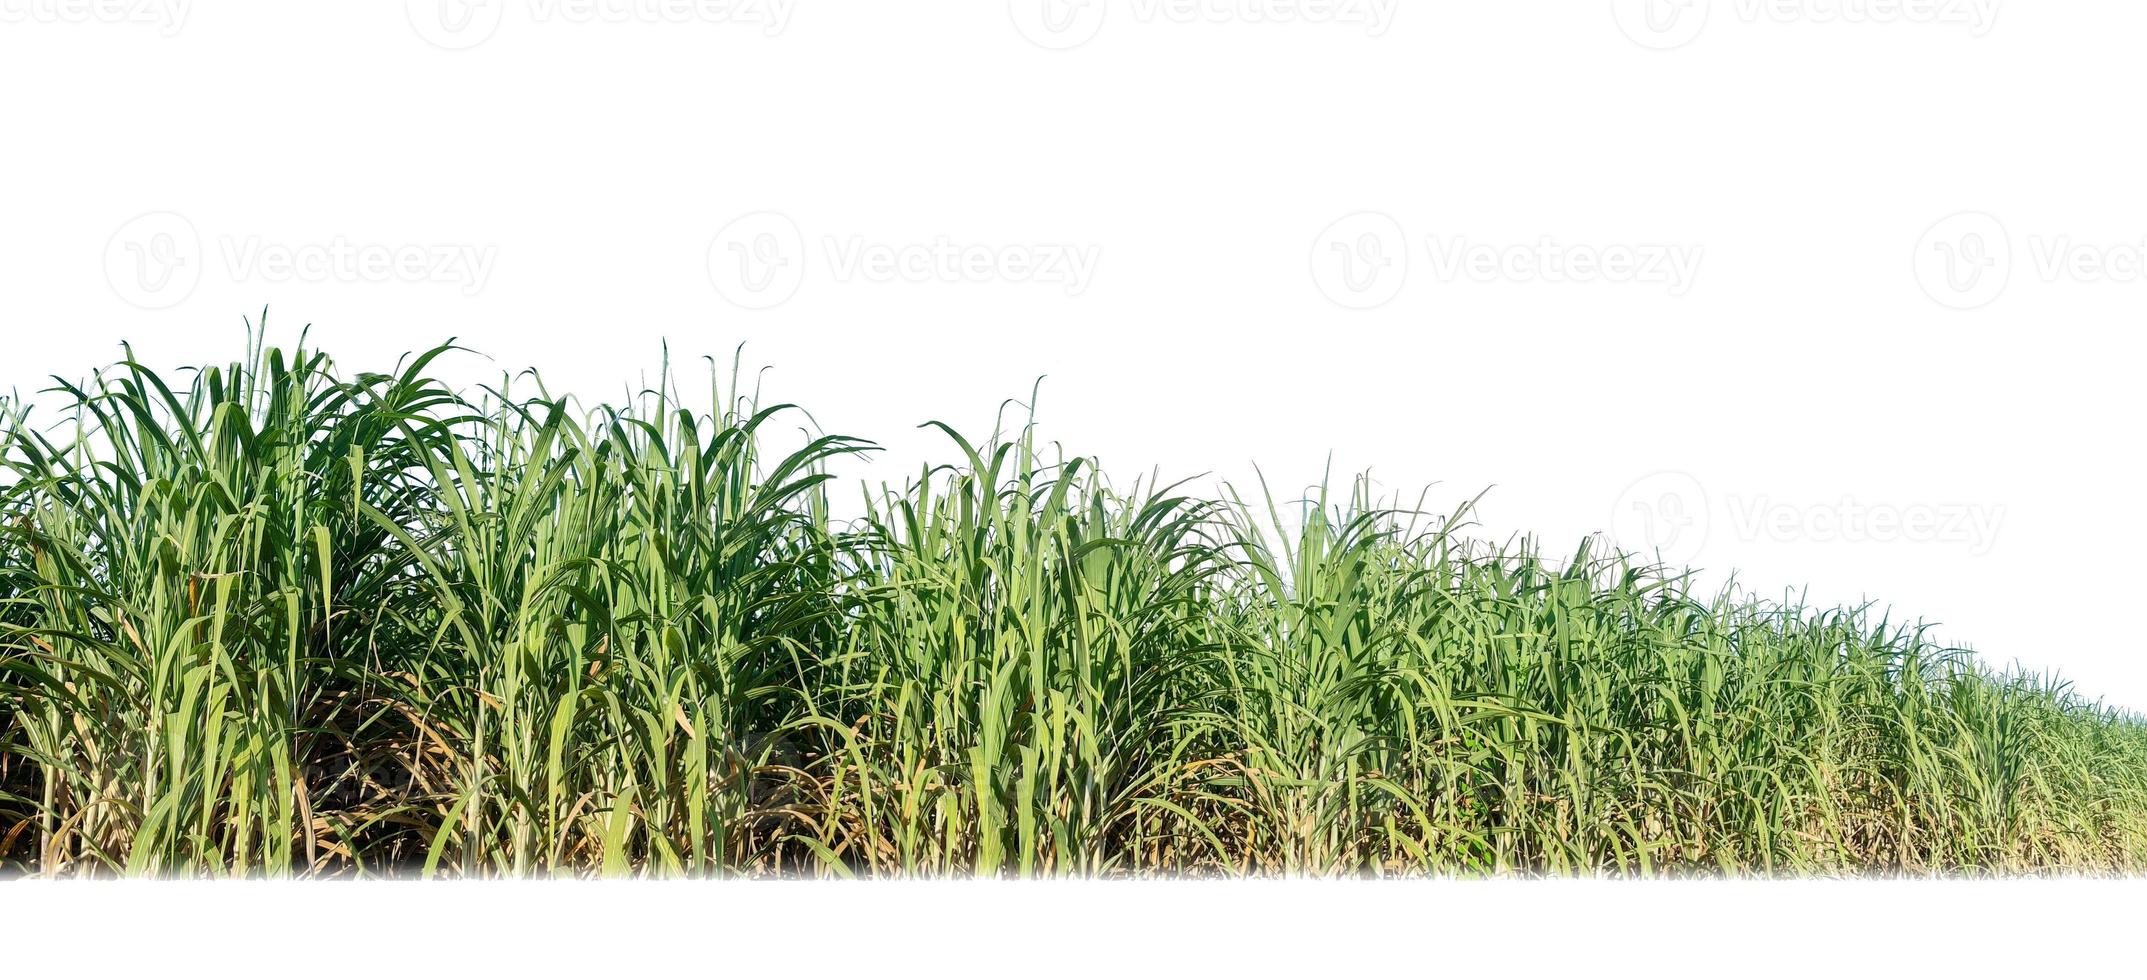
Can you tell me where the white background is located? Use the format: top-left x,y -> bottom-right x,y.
7,5 -> 2147,752
6,878 -> 2145,976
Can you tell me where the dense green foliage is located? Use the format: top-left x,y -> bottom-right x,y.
3,337 -> 2144,877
